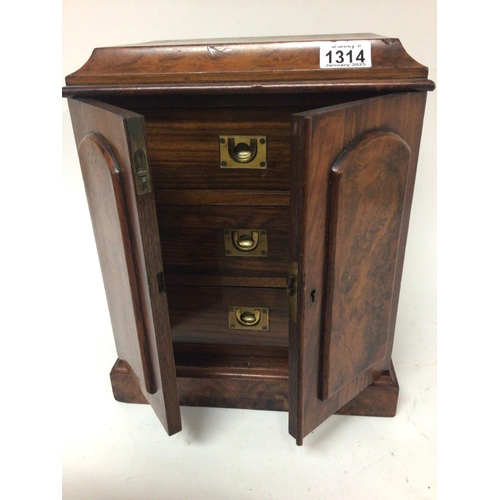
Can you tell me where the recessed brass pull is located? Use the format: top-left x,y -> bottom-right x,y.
228,306 -> 269,331
235,308 -> 261,326
219,135 -> 267,169
224,229 -> 268,257
228,138 -> 258,164
232,230 -> 259,252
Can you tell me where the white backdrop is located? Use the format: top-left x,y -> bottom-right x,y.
60,2 -> 437,499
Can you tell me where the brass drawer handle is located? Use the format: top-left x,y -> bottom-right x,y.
219,135 -> 267,169
236,308 -> 261,326
228,307 -> 269,331
224,229 -> 268,257
228,137 -> 258,164
232,230 -> 259,252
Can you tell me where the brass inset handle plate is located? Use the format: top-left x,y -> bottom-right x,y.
224,229 -> 268,257
228,307 -> 269,331
219,135 -> 267,169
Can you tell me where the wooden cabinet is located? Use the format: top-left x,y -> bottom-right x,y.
63,34 -> 434,444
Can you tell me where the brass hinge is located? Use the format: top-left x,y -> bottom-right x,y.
132,148 -> 152,195
126,116 -> 152,196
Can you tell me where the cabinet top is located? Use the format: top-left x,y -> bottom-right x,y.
63,34 -> 434,97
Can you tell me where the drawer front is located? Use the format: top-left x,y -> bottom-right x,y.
167,286 -> 289,347
157,205 -> 290,281
145,108 -> 292,191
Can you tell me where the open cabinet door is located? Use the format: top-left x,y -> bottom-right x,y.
289,92 -> 427,444
68,99 -> 182,436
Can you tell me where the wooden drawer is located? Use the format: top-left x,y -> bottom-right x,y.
167,286 -> 289,347
157,205 -> 290,283
145,107 -> 292,191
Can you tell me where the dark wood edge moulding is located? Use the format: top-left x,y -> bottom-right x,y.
62,79 -> 435,98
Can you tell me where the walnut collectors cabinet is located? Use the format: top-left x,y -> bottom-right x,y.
63,35 -> 434,445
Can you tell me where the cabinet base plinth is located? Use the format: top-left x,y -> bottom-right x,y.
110,358 -> 399,417
177,377 -> 289,412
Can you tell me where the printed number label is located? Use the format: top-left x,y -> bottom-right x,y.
319,41 -> 372,68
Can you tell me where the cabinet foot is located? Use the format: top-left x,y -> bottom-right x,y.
110,359 -> 148,404
335,362 -> 399,417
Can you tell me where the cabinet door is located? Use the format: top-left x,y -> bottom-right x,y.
289,92 -> 427,444
68,98 -> 182,436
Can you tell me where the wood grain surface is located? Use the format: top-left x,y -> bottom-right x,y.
68,98 -> 182,436
145,107 -> 292,191
289,92 -> 427,444
157,205 -> 290,281
322,130 -> 410,399
166,286 -> 289,347
64,35 -> 432,88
